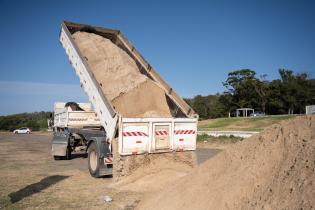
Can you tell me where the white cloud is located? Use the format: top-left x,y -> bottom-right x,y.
0,81 -> 89,115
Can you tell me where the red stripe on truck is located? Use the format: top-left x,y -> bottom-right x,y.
155,131 -> 168,136
122,132 -> 148,137
174,130 -> 196,135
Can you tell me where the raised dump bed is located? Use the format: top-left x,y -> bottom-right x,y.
59,21 -> 198,155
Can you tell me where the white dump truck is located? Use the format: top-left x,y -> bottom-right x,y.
52,21 -> 198,177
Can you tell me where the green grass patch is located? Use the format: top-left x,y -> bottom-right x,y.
198,115 -> 296,132
197,133 -> 243,144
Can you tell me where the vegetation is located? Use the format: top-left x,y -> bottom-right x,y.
185,69 -> 315,120
197,134 -> 243,143
1,70 -> 313,132
198,115 -> 295,131
0,112 -> 52,131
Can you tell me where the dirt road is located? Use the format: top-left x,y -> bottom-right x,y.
0,133 -> 220,209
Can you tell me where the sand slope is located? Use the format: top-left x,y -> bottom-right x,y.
72,31 -> 172,117
137,116 -> 315,210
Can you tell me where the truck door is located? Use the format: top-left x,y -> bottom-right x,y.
153,123 -> 171,151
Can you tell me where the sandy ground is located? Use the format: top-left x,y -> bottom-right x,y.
137,116 -> 315,210
0,133 -> 220,209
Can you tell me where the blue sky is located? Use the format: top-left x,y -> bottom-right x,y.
0,0 -> 314,115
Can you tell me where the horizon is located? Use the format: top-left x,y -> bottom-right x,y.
1,0 -> 315,115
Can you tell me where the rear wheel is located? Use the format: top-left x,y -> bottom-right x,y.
65,146 -> 72,160
53,156 -> 62,160
88,142 -> 101,178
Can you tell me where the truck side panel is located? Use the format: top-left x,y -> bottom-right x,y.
173,122 -> 197,151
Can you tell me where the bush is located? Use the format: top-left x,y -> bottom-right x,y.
26,120 -> 40,131
0,112 -> 51,131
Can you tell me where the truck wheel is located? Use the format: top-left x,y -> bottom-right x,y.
53,156 -> 62,160
88,142 -> 101,178
65,146 -> 72,160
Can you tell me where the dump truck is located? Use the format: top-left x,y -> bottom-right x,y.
52,21 -> 198,177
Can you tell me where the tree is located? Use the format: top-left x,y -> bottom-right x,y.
191,95 -> 210,119
223,69 -> 261,110
186,69 -> 315,119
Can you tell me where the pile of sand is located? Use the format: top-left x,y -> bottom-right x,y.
72,32 -> 172,118
110,152 -> 197,192
137,116 -> 315,210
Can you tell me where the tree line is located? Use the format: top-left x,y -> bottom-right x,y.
185,69 -> 315,120
0,112 -> 52,131
0,69 -> 314,130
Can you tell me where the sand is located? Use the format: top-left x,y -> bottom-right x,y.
111,136 -> 197,182
72,32 -> 172,118
137,116 -> 315,210
111,80 -> 172,118
110,151 -> 197,192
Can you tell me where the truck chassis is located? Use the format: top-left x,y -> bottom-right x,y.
52,127 -> 113,177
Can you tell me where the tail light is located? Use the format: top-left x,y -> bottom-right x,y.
104,154 -> 113,164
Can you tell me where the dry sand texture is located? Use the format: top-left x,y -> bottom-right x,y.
72,32 -> 172,118
110,152 -> 197,193
137,116 -> 315,210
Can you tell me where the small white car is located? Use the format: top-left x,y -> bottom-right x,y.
13,127 -> 32,134
250,111 -> 266,117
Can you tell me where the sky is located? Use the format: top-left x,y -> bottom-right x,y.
0,0 -> 314,115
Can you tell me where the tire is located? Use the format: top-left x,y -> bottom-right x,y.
65,146 -> 72,160
14,131 -> 18,134
88,142 -> 101,178
53,156 -> 62,160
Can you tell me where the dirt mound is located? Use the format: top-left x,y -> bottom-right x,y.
110,151 -> 197,192
72,31 -> 172,117
137,116 -> 315,210
112,80 -> 172,118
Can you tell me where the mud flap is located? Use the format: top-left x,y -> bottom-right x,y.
52,132 -> 68,156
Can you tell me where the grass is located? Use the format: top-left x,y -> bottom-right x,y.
197,133 -> 243,144
198,115 -> 296,132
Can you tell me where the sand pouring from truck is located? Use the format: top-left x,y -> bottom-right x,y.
51,21 -> 198,177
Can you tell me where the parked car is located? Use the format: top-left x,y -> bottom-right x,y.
250,111 -> 266,117
13,127 -> 32,134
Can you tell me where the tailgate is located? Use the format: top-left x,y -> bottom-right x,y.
67,111 -> 101,127
118,118 -> 197,155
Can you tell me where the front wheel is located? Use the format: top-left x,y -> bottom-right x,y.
88,142 -> 101,178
